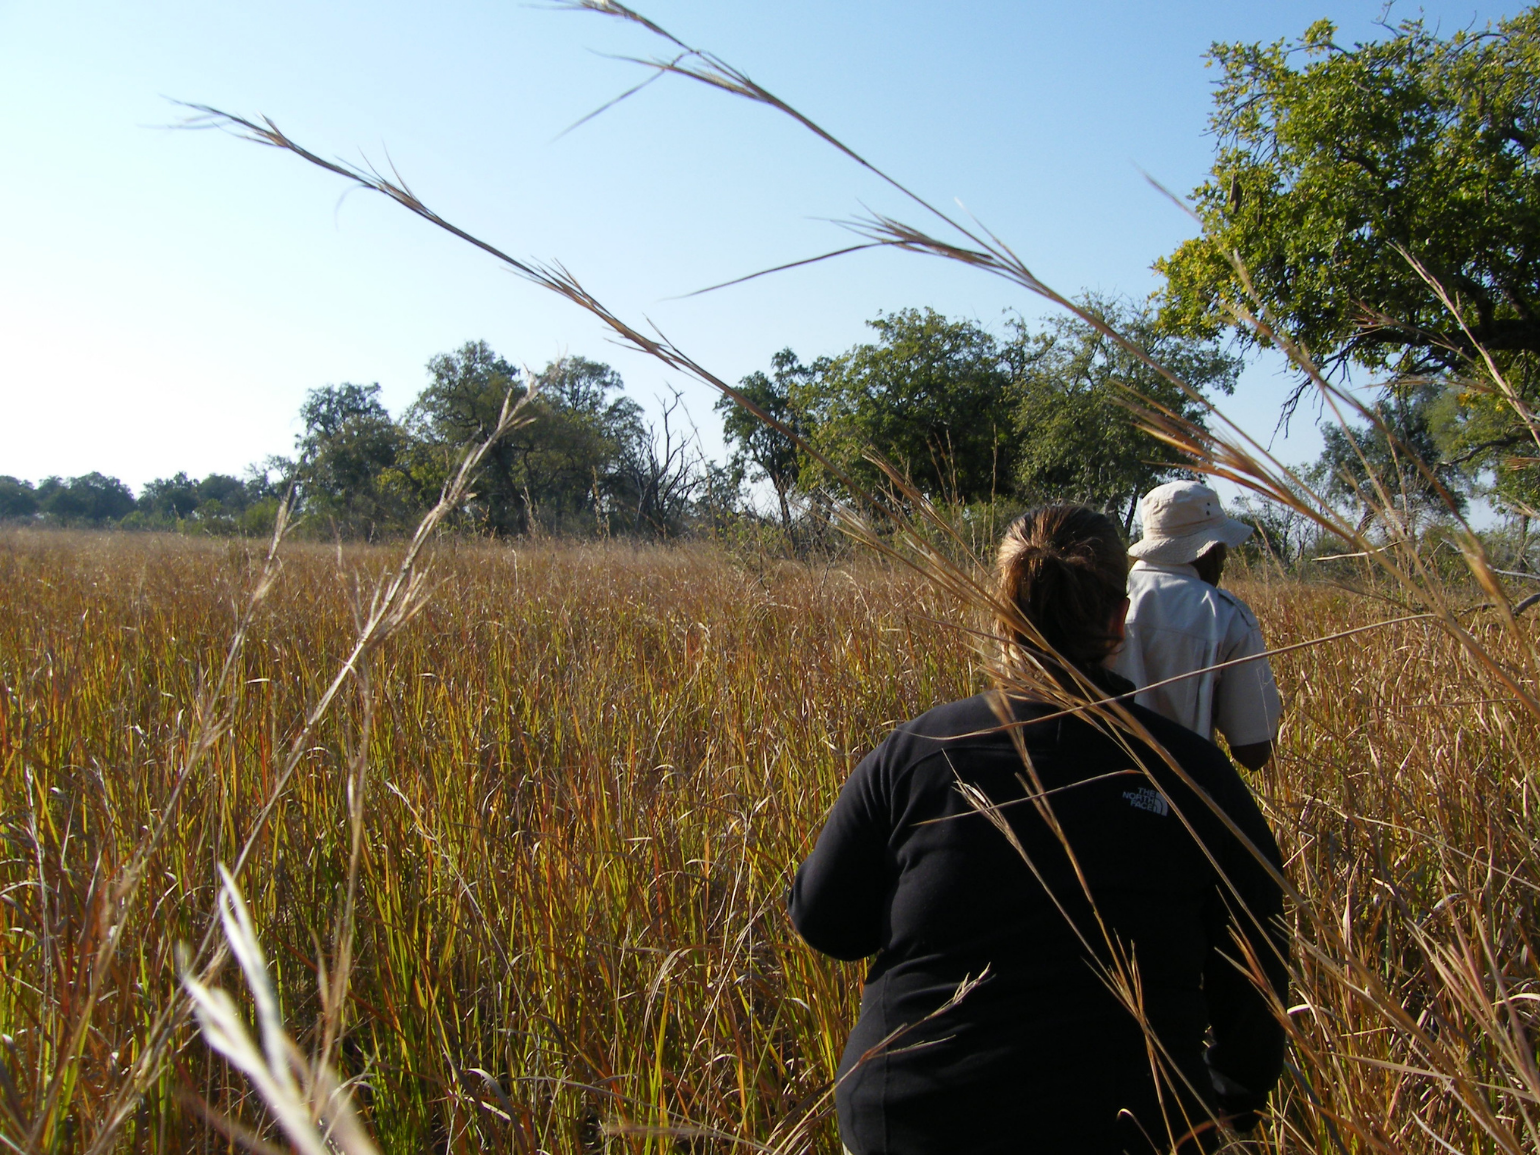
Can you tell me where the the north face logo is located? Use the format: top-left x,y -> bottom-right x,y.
1123,787 -> 1170,817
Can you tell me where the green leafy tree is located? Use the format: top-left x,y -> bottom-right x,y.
715,349 -> 811,527
296,382 -> 412,537
194,473 -> 252,510
36,473 -> 136,525
0,477 -> 38,520
1010,300 -> 1240,530
407,343 -> 649,535
523,356 -> 648,533
410,343 -> 522,444
797,308 -> 1016,502
1421,376 -> 1540,516
1160,11 -> 1540,382
139,472 -> 202,521
407,341 -> 528,533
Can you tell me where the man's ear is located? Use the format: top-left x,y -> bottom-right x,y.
1110,597 -> 1130,643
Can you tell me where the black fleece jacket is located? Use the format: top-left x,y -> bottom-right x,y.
789,688 -> 1288,1155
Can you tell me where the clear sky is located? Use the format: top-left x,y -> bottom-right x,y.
0,1 -> 1518,492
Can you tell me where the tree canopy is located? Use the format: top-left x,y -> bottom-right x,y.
296,382 -> 410,537
0,341 -> 723,540
715,349 -> 811,527
711,303 -> 1236,524
35,473 -> 136,525
0,477 -> 39,520
1159,10 -> 1540,379
400,344 -> 657,535
137,472 -> 263,524
795,308 -> 1017,502
1012,300 -> 1240,529
6,307 -> 1246,540
519,356 -> 648,534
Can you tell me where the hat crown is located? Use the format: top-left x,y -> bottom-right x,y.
1128,481 -> 1253,562
1140,481 -> 1226,535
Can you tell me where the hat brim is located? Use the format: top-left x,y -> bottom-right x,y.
1128,515 -> 1253,564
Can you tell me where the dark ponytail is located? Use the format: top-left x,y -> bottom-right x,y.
993,506 -> 1128,670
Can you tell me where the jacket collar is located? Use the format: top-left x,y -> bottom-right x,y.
1131,559 -> 1200,578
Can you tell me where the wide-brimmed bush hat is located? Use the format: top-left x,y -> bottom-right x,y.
1128,480 -> 1253,564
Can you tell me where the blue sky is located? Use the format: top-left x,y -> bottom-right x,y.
0,1 -> 1517,492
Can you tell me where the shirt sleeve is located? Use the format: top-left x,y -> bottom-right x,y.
1213,604 -> 1281,748
787,747 -> 894,961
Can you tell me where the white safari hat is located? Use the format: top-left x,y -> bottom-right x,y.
1128,480 -> 1253,564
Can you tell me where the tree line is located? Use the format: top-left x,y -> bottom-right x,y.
0,299 -> 1521,548
0,470 -> 280,536
0,342 -> 730,540
0,299 -> 1245,542
277,342 -> 724,539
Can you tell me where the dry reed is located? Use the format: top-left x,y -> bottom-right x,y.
0,532 -> 969,1151
3,529 -> 1537,1151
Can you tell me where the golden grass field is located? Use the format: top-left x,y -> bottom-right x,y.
3,527 -> 1538,1153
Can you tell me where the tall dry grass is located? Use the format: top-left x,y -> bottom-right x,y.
3,527 -> 1537,1152
0,530 -> 970,1151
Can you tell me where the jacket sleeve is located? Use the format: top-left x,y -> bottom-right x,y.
1201,766 -> 1290,1114
787,746 -> 893,961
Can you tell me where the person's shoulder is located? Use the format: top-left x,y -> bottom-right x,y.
1212,585 -> 1261,628
889,693 -> 1003,747
868,693 -> 1018,773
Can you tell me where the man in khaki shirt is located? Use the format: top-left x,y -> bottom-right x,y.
1111,481 -> 1282,771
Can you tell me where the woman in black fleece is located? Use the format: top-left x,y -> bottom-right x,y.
789,506 -> 1288,1154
